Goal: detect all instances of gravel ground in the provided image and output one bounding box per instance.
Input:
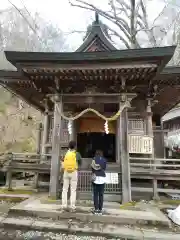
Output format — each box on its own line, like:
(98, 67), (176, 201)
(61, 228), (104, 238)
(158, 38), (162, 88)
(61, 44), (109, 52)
(0, 229), (128, 240)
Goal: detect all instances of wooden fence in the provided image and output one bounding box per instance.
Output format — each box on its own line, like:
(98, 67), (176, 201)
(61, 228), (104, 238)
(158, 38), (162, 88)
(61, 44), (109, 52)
(1, 152), (180, 200)
(130, 157), (180, 200)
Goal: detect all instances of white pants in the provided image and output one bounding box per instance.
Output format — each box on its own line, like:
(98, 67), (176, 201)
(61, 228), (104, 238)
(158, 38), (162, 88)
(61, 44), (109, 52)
(62, 170), (78, 208)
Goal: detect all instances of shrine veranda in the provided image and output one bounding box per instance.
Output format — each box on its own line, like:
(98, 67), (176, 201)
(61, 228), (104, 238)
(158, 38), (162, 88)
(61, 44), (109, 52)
(1, 14), (180, 202)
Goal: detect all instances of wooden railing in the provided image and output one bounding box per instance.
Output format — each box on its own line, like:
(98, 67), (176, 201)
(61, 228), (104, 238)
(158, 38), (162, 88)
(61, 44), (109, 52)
(0, 152), (51, 190)
(130, 157), (180, 170)
(1, 152), (180, 200)
(130, 157), (180, 199)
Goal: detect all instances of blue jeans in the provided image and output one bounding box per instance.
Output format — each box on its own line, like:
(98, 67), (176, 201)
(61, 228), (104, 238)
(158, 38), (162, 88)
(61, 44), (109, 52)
(92, 183), (105, 211)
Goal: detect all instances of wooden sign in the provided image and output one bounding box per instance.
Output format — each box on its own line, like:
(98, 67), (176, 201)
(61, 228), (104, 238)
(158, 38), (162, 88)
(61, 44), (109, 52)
(48, 119), (69, 145)
(129, 135), (153, 154)
(105, 173), (119, 184)
(60, 129), (69, 144)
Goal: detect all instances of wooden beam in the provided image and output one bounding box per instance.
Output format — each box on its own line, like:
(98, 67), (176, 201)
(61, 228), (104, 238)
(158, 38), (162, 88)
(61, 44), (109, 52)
(23, 63), (157, 71)
(63, 96), (119, 104)
(48, 93), (137, 104)
(58, 93), (135, 97)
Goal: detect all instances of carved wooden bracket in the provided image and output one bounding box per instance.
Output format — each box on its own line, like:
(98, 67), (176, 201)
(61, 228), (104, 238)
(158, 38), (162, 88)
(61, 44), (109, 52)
(54, 76), (60, 91)
(120, 93), (136, 104)
(48, 94), (62, 103)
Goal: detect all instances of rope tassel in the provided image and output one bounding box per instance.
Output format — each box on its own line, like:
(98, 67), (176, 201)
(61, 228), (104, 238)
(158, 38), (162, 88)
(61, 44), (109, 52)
(104, 121), (109, 134)
(68, 120), (72, 135)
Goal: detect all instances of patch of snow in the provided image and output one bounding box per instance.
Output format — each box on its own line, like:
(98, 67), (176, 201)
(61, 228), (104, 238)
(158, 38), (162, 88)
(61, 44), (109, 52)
(168, 205), (180, 225)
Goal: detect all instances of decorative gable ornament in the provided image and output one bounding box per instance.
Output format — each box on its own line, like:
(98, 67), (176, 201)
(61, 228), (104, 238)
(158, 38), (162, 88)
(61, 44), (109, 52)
(76, 12), (116, 52)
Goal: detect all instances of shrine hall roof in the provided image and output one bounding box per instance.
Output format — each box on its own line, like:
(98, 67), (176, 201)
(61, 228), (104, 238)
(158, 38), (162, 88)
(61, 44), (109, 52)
(4, 46), (175, 66)
(0, 45), (178, 116)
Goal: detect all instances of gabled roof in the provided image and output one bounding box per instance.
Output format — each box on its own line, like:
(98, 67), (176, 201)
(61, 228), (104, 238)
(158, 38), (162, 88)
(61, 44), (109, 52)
(76, 12), (116, 52)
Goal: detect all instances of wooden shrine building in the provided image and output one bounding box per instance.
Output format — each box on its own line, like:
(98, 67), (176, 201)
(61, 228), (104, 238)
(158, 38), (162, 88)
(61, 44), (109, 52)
(1, 13), (180, 202)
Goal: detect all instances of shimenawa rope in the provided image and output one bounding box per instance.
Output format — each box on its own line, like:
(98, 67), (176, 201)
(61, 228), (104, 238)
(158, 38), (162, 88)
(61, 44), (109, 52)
(56, 101), (130, 121)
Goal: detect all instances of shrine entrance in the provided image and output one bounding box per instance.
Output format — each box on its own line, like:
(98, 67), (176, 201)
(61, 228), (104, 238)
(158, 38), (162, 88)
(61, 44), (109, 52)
(77, 132), (116, 162)
(77, 115), (116, 162)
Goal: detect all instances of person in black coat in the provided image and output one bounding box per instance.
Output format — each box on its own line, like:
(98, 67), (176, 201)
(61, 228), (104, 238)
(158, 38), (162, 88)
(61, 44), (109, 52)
(91, 150), (107, 215)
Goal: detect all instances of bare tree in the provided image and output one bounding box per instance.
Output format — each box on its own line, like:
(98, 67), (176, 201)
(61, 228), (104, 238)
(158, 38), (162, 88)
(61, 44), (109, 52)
(0, 7), (68, 70)
(0, 7), (68, 152)
(69, 0), (180, 48)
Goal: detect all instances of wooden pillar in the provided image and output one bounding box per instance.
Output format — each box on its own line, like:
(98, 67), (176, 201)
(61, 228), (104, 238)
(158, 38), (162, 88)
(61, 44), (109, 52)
(145, 99), (159, 200)
(5, 153), (13, 190)
(116, 121), (120, 164)
(145, 100), (153, 136)
(119, 101), (131, 203)
(6, 170), (12, 190)
(33, 123), (42, 190)
(74, 121), (77, 143)
(36, 123), (42, 154)
(41, 113), (50, 156)
(161, 122), (166, 158)
(49, 97), (62, 199)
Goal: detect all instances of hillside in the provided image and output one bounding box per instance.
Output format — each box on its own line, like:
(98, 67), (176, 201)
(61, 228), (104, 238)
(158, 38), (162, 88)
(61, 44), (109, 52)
(0, 87), (42, 153)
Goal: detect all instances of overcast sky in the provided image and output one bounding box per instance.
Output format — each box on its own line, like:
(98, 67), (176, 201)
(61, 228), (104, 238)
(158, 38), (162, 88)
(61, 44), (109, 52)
(0, 0), (178, 49)
(0, 0), (166, 28)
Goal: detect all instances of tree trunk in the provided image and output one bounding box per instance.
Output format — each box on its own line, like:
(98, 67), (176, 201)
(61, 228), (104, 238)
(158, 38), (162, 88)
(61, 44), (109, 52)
(130, 0), (136, 48)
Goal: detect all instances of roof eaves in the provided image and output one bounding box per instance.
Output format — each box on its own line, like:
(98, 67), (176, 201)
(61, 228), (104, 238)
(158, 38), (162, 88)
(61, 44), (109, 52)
(0, 83), (44, 112)
(162, 107), (180, 122)
(4, 46), (176, 65)
(161, 66), (180, 75)
(0, 70), (21, 78)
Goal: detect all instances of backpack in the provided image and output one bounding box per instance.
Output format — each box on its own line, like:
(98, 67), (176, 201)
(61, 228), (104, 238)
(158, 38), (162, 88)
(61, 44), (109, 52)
(63, 150), (77, 173)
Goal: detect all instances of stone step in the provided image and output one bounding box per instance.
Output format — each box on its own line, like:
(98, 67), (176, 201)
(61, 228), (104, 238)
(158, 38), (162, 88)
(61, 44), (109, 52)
(9, 198), (171, 228)
(1, 216), (180, 240)
(0, 193), (30, 202)
(41, 198), (121, 209)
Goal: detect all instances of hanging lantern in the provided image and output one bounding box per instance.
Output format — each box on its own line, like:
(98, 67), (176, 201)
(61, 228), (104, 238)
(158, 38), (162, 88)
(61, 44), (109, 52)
(104, 121), (109, 134)
(68, 120), (72, 135)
